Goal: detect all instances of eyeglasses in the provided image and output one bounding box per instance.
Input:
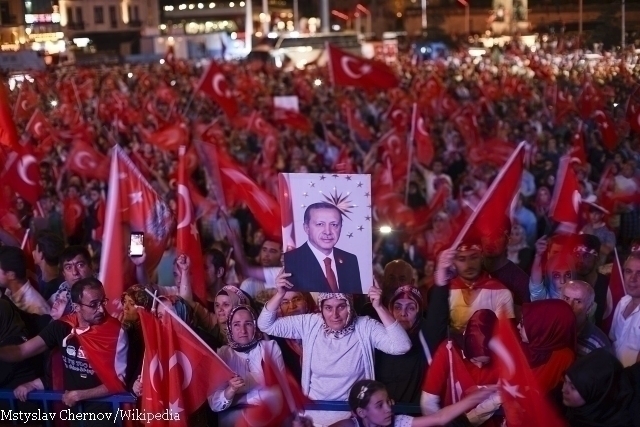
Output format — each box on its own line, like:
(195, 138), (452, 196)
(280, 297), (304, 308)
(78, 298), (109, 310)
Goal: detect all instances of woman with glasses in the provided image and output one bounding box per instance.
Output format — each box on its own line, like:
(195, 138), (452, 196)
(258, 270), (411, 426)
(329, 380), (496, 427)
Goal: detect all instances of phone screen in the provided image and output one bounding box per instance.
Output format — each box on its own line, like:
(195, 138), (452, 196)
(129, 233), (144, 257)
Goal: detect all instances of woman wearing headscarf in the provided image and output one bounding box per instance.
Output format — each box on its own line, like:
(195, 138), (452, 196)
(258, 271), (411, 426)
(562, 349), (640, 427)
(374, 286), (432, 404)
(209, 305), (285, 427)
(273, 290), (316, 384)
(190, 285), (251, 345)
(518, 299), (577, 394)
(120, 285), (154, 389)
(421, 310), (502, 427)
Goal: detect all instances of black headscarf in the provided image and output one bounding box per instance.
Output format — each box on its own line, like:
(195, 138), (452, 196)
(565, 349), (634, 427)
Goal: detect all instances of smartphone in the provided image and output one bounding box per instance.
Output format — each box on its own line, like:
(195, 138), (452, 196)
(129, 232), (145, 257)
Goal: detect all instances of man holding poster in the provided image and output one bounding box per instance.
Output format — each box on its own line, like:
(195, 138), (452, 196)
(284, 202), (363, 293)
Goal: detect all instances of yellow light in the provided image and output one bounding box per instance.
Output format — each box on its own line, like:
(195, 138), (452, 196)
(379, 226), (392, 234)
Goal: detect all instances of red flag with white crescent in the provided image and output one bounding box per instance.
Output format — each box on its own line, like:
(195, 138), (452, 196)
(593, 110), (618, 151)
(1, 144), (43, 206)
(489, 317), (568, 427)
(549, 156), (581, 232)
(197, 61), (239, 118)
(99, 146), (174, 314)
(63, 197), (85, 238)
(139, 308), (233, 426)
(327, 43), (398, 89)
(66, 139), (110, 181)
(176, 145), (206, 304)
(0, 82), (19, 150)
(411, 103), (434, 166)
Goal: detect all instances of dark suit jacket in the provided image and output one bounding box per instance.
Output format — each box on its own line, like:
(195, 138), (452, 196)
(283, 242), (363, 293)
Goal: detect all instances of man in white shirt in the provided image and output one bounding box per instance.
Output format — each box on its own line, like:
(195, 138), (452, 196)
(240, 240), (283, 298)
(609, 252), (640, 367)
(0, 246), (50, 315)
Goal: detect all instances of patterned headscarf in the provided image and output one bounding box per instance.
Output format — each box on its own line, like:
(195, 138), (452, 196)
(121, 285), (154, 311)
(226, 305), (262, 353)
(317, 293), (357, 339)
(215, 285), (249, 307)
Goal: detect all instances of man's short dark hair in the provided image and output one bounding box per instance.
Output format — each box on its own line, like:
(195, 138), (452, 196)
(303, 202), (343, 225)
(0, 246), (27, 282)
(34, 232), (65, 267)
(205, 249), (227, 272)
(262, 239), (283, 250)
(60, 246), (91, 269)
(70, 277), (104, 304)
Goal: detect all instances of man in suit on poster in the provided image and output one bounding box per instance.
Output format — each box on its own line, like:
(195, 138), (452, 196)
(284, 202), (363, 293)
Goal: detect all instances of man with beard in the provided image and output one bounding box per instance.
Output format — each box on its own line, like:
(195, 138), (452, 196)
(571, 234), (610, 327)
(240, 239), (283, 298)
(0, 278), (128, 426)
(480, 215), (531, 311)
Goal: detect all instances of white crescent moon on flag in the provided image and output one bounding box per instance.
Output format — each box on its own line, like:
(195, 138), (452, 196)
(340, 57), (367, 79)
(417, 118), (428, 135)
(212, 73), (228, 98)
(176, 184), (192, 229)
(169, 351), (193, 390)
(488, 338), (516, 378)
(18, 155), (36, 186)
(21, 100), (29, 111)
(149, 354), (163, 393)
(71, 204), (83, 220)
(391, 110), (404, 122)
(34, 122), (43, 136)
(572, 190), (582, 213)
(75, 152), (96, 170)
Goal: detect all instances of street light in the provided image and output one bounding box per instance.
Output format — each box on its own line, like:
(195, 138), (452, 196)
(457, 0), (470, 34)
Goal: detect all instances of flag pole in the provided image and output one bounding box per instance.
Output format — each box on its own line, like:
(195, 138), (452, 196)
(405, 103), (417, 204)
(450, 141), (526, 249)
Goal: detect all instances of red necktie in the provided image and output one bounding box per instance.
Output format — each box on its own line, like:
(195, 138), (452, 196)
(323, 257), (339, 293)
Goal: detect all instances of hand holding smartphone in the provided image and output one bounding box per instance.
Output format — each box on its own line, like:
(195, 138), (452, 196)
(129, 232), (145, 257)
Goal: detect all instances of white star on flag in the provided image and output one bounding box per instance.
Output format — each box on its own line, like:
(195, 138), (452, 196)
(190, 222), (199, 238)
(129, 191), (143, 204)
(169, 399), (184, 414)
(501, 380), (525, 398)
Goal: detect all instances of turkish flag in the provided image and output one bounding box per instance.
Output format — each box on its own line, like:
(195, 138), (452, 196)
(0, 83), (19, 150)
(577, 81), (604, 119)
(14, 87), (38, 121)
(411, 103), (434, 166)
(626, 85), (640, 133)
(177, 145), (206, 304)
(489, 317), (568, 427)
(386, 102), (410, 132)
(143, 123), (189, 152)
(593, 110), (618, 151)
(272, 108), (312, 133)
(66, 139), (110, 181)
(247, 110), (278, 137)
(197, 61), (239, 118)
(26, 109), (53, 141)
(63, 196), (85, 238)
(99, 146), (174, 314)
(203, 143), (281, 240)
(327, 43), (398, 89)
(138, 308), (233, 426)
(61, 313), (127, 393)
(278, 173), (296, 250)
(237, 350), (308, 427)
(2, 144), (43, 205)
(601, 249), (627, 335)
(379, 129), (408, 182)
(343, 104), (373, 141)
(453, 142), (525, 246)
(549, 156), (581, 230)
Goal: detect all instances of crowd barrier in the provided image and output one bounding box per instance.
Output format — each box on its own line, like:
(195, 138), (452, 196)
(0, 391), (423, 426)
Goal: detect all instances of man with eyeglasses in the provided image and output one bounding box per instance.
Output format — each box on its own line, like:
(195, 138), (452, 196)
(47, 246), (95, 315)
(0, 277), (128, 426)
(571, 234), (609, 327)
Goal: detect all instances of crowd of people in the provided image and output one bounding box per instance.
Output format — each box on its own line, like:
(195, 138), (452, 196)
(0, 38), (640, 427)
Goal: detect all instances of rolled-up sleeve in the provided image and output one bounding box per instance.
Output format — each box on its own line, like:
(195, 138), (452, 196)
(529, 279), (549, 301)
(367, 318), (411, 355)
(257, 306), (305, 339)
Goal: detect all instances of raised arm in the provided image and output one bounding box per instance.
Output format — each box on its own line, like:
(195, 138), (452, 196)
(257, 269), (306, 339)
(0, 336), (48, 363)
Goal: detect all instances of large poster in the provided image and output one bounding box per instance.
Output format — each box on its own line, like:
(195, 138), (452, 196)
(279, 173), (373, 294)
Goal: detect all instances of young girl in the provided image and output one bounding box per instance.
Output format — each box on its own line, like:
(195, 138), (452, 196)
(330, 380), (496, 427)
